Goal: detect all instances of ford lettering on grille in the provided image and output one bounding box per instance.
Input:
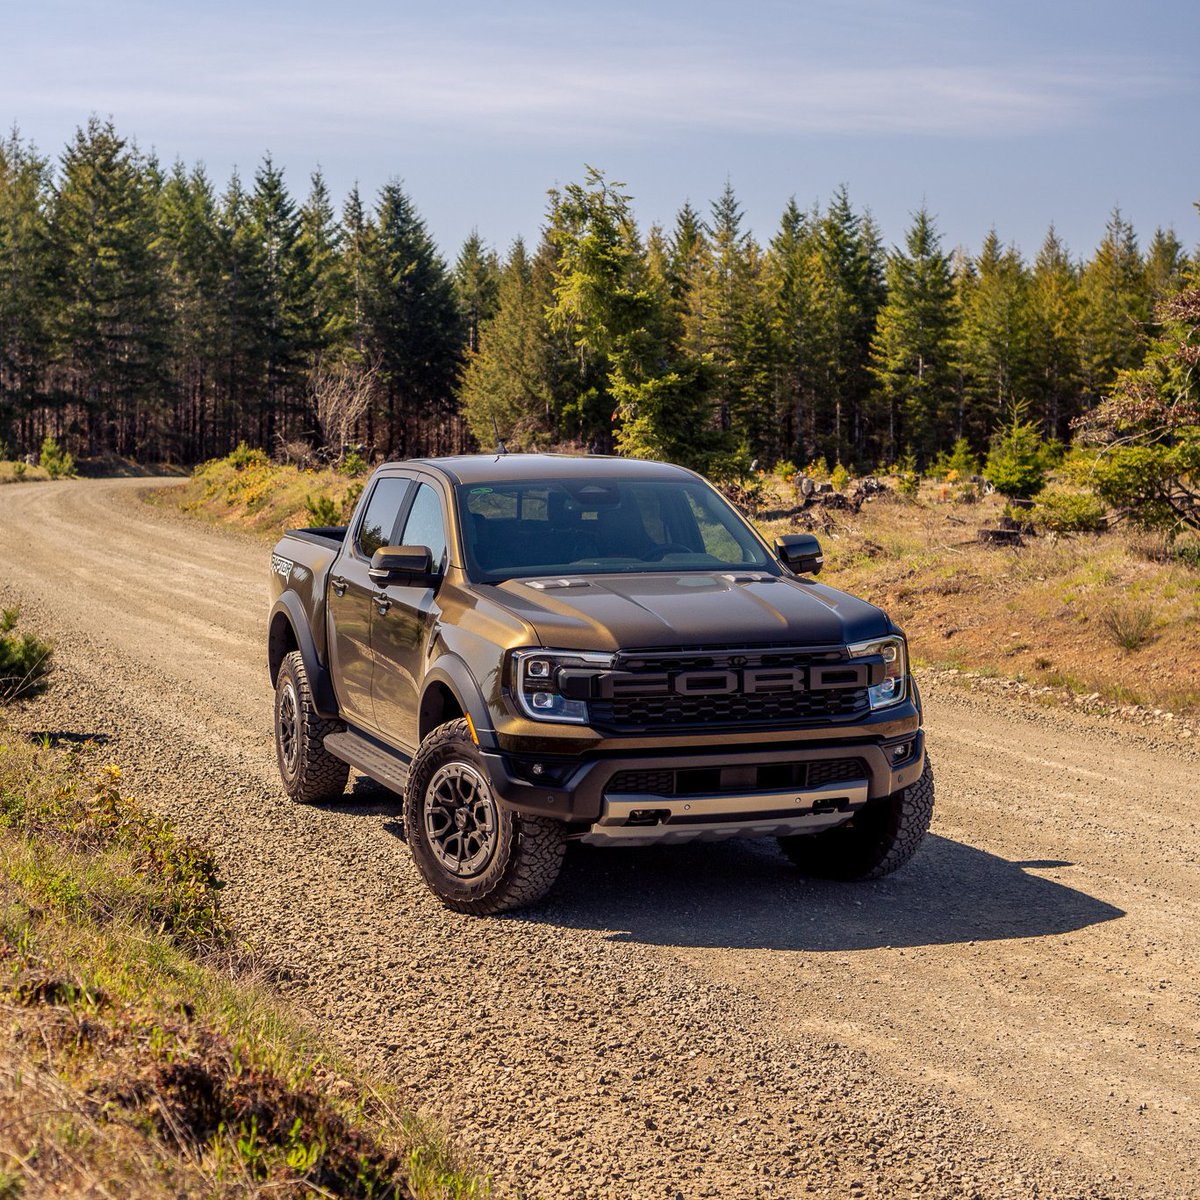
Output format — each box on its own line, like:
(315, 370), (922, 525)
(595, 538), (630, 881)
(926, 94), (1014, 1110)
(593, 663), (869, 698)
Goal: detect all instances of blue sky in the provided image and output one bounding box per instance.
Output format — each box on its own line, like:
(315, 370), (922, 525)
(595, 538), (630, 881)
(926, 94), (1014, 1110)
(5, 0), (1198, 262)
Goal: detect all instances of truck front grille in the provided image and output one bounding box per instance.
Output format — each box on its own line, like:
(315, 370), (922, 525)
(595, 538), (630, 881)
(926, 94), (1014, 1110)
(590, 688), (869, 731)
(588, 645), (872, 732)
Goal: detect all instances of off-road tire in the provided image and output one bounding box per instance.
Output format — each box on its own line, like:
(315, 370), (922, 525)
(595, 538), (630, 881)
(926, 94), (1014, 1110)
(778, 758), (935, 880)
(404, 719), (566, 915)
(274, 651), (349, 804)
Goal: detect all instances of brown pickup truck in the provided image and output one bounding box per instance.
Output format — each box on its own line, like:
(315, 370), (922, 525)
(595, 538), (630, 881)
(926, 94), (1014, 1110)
(267, 453), (933, 914)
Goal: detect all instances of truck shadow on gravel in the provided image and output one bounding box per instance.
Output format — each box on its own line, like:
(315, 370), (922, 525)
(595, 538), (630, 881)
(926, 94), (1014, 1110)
(532, 835), (1124, 951)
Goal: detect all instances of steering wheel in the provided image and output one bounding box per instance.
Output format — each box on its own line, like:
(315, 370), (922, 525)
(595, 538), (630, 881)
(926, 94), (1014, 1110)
(641, 543), (695, 561)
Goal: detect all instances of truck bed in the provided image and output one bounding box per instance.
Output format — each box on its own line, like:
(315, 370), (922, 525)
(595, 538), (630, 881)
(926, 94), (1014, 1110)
(270, 527), (349, 666)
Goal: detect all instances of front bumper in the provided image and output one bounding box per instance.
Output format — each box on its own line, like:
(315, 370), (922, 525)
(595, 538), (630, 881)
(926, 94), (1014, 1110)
(480, 721), (925, 844)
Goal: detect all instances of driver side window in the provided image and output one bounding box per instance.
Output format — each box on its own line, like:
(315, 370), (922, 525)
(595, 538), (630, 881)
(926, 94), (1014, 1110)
(357, 477), (411, 559)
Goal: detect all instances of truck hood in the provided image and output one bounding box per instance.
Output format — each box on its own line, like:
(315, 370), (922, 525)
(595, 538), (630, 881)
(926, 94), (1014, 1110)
(490, 571), (892, 652)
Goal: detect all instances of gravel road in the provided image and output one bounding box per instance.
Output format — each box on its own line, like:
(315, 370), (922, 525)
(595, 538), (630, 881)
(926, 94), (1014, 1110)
(2, 478), (1197, 1199)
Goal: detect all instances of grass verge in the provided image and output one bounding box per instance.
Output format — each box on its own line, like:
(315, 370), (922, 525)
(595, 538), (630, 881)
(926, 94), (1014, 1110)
(0, 462), (50, 484)
(150, 446), (366, 539)
(0, 726), (488, 1199)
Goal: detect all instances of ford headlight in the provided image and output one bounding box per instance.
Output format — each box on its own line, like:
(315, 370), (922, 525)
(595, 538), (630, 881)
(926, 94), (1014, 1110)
(511, 649), (614, 724)
(847, 636), (907, 710)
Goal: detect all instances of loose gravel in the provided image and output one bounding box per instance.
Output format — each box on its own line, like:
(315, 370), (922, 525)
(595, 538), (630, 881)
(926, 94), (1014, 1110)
(1, 478), (1197, 1199)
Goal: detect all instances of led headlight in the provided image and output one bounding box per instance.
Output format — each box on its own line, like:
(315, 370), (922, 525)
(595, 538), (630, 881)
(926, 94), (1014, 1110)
(847, 635), (907, 710)
(511, 649), (614, 724)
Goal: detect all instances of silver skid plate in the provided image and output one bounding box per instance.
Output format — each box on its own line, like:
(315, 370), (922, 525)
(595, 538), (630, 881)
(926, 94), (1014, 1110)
(581, 779), (870, 846)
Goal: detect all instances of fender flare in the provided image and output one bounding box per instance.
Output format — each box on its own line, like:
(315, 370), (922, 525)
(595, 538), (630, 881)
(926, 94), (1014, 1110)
(422, 656), (498, 750)
(268, 594), (340, 719)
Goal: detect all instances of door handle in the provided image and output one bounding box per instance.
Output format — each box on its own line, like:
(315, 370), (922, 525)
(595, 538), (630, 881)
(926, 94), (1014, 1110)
(374, 594), (391, 616)
(331, 576), (347, 597)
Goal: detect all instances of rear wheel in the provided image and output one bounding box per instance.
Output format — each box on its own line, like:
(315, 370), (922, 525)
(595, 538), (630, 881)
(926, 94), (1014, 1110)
(404, 720), (566, 914)
(274, 651), (349, 804)
(778, 759), (934, 880)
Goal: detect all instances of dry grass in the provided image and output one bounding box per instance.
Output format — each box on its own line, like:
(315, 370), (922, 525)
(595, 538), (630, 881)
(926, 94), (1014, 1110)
(0, 461), (49, 484)
(1100, 603), (1156, 652)
(152, 449), (366, 540)
(0, 726), (489, 1199)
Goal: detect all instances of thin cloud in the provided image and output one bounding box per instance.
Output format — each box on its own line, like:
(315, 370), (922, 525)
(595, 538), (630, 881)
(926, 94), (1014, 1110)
(9, 31), (1179, 145)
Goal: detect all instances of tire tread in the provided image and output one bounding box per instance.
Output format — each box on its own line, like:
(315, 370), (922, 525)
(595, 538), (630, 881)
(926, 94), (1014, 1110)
(277, 651), (349, 804)
(779, 759), (934, 881)
(404, 720), (565, 915)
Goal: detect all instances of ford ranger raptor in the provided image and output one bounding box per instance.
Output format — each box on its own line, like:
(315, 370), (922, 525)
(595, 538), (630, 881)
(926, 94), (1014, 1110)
(268, 454), (933, 914)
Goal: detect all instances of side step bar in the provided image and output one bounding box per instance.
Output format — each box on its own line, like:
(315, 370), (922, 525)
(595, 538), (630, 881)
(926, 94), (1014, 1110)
(323, 730), (411, 796)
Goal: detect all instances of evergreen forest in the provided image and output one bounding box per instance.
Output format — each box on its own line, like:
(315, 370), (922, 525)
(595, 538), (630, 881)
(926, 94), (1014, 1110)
(1, 119), (1196, 474)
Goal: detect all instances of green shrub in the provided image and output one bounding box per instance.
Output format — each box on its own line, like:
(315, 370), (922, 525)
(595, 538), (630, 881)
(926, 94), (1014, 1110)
(1030, 487), (1107, 533)
(38, 435), (75, 480)
(1081, 437), (1200, 532)
(305, 493), (340, 526)
(340, 448), (368, 477)
(930, 437), (980, 480)
(1038, 437), (1067, 468)
(894, 452), (920, 498)
(1099, 603), (1155, 652)
(227, 441), (269, 471)
(1173, 540), (1200, 569)
(985, 406), (1046, 499)
(830, 462), (850, 492)
(0, 607), (53, 703)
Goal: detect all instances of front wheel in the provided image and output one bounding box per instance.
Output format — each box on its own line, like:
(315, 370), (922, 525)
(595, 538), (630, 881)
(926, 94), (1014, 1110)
(778, 759), (935, 880)
(403, 720), (566, 915)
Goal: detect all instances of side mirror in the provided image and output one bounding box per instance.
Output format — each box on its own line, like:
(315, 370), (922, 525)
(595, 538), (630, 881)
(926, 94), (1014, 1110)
(775, 533), (823, 576)
(369, 545), (435, 586)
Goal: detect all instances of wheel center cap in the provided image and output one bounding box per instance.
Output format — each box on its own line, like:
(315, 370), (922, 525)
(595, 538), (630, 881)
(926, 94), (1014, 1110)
(455, 808), (469, 830)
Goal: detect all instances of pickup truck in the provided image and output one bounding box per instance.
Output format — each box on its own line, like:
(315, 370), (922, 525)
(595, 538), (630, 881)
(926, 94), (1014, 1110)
(268, 454), (933, 914)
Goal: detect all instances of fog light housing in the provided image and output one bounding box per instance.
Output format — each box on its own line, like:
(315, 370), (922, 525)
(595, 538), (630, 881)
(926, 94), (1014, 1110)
(505, 756), (577, 786)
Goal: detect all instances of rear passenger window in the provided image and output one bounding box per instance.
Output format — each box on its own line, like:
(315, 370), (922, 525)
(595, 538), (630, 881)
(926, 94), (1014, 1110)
(357, 478), (410, 559)
(400, 483), (448, 570)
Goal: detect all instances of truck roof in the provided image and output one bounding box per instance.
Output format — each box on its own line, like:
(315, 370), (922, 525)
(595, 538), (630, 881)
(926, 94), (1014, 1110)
(392, 453), (694, 486)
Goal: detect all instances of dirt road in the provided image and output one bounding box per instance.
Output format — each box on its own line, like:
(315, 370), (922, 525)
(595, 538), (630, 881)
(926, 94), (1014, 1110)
(2, 478), (1197, 1199)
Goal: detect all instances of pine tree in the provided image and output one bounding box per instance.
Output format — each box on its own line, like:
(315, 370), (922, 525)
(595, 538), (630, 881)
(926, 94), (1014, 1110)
(50, 117), (170, 456)
(460, 236), (579, 449)
(300, 169), (349, 357)
(454, 230), (500, 354)
(362, 182), (464, 455)
(547, 168), (721, 469)
(869, 208), (958, 464)
(957, 230), (1032, 445)
(806, 187), (884, 465)
(158, 161), (223, 459)
(244, 157), (318, 449)
(0, 131), (54, 454)
(1145, 227), (1185, 301)
(1079, 207), (1149, 401)
(212, 169), (268, 452)
(764, 198), (814, 462)
(1027, 226), (1082, 440)
(701, 182), (752, 436)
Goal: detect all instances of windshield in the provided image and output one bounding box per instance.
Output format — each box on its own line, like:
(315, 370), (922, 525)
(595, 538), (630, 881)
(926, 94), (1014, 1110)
(456, 476), (778, 581)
